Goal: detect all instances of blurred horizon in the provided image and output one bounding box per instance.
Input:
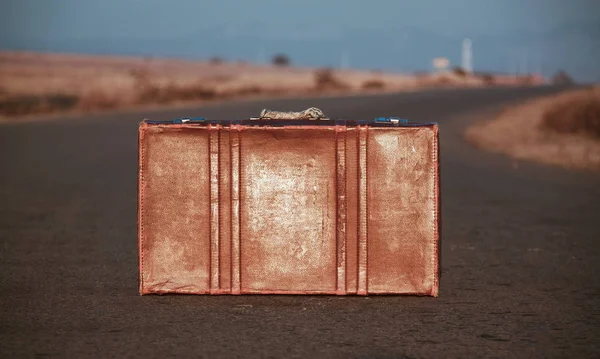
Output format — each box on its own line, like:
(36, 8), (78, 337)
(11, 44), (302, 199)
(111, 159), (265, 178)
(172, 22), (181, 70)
(1, 0), (599, 82)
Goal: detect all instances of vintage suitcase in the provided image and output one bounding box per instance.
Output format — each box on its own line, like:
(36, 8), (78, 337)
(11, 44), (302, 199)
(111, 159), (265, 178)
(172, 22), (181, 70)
(138, 108), (440, 296)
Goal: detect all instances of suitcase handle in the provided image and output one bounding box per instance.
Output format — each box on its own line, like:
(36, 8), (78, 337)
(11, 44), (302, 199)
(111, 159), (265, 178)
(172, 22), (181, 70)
(253, 107), (330, 120)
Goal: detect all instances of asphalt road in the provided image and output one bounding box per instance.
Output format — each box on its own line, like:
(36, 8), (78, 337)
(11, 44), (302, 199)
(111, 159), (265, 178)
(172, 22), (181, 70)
(1, 86), (599, 359)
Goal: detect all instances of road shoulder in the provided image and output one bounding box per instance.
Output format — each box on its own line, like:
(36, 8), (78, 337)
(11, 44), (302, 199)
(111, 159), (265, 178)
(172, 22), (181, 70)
(464, 86), (600, 172)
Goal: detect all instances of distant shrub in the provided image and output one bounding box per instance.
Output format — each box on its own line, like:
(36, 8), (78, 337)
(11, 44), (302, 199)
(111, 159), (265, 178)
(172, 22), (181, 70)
(480, 73), (495, 85)
(0, 94), (79, 116)
(79, 92), (120, 110)
(452, 67), (467, 77)
(551, 70), (575, 86)
(361, 79), (385, 90)
(314, 67), (349, 90)
(314, 67), (334, 87)
(541, 88), (600, 138)
(47, 94), (79, 110)
(518, 75), (535, 85)
(135, 84), (161, 103)
(209, 57), (224, 65)
(0, 95), (42, 116)
(436, 75), (452, 86)
(272, 54), (291, 66)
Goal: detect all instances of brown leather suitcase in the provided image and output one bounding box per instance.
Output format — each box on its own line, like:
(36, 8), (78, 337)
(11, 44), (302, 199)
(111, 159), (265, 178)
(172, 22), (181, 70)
(138, 108), (440, 296)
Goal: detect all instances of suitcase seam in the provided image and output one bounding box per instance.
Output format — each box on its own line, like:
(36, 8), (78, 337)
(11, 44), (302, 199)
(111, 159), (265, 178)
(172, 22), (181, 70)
(354, 127), (361, 294)
(364, 126), (369, 295)
(431, 125), (440, 296)
(138, 125), (146, 294)
(219, 126), (223, 291)
(231, 126), (241, 294)
(335, 126), (347, 294)
(218, 127), (228, 293)
(357, 125), (368, 295)
(230, 126), (235, 293)
(209, 125), (221, 292)
(344, 129), (349, 293)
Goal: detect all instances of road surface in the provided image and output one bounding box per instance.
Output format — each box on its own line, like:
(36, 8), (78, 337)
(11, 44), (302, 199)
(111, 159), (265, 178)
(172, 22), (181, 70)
(1, 86), (599, 358)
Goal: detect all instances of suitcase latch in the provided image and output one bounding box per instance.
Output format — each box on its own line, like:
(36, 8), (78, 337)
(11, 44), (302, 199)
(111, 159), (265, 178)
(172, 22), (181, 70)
(175, 117), (206, 124)
(373, 117), (409, 125)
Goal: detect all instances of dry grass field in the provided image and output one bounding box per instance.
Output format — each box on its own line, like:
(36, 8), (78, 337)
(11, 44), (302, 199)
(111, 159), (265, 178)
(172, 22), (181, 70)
(466, 86), (600, 172)
(541, 86), (600, 138)
(0, 51), (540, 118)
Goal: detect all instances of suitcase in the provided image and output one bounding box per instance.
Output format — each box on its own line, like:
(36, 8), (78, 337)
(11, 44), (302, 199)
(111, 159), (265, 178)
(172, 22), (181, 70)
(138, 108), (440, 296)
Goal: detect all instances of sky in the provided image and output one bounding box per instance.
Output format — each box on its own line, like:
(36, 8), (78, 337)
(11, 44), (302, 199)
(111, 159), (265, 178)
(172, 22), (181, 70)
(1, 0), (599, 81)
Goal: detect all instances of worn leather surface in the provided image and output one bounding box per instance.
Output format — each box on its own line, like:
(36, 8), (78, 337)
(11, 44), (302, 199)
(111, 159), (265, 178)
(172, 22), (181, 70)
(138, 122), (439, 296)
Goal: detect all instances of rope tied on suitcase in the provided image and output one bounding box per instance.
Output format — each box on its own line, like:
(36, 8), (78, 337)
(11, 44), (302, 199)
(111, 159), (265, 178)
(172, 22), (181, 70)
(257, 107), (328, 120)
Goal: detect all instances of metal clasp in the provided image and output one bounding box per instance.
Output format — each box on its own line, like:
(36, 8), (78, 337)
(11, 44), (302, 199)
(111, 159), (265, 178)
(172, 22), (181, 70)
(373, 117), (408, 125)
